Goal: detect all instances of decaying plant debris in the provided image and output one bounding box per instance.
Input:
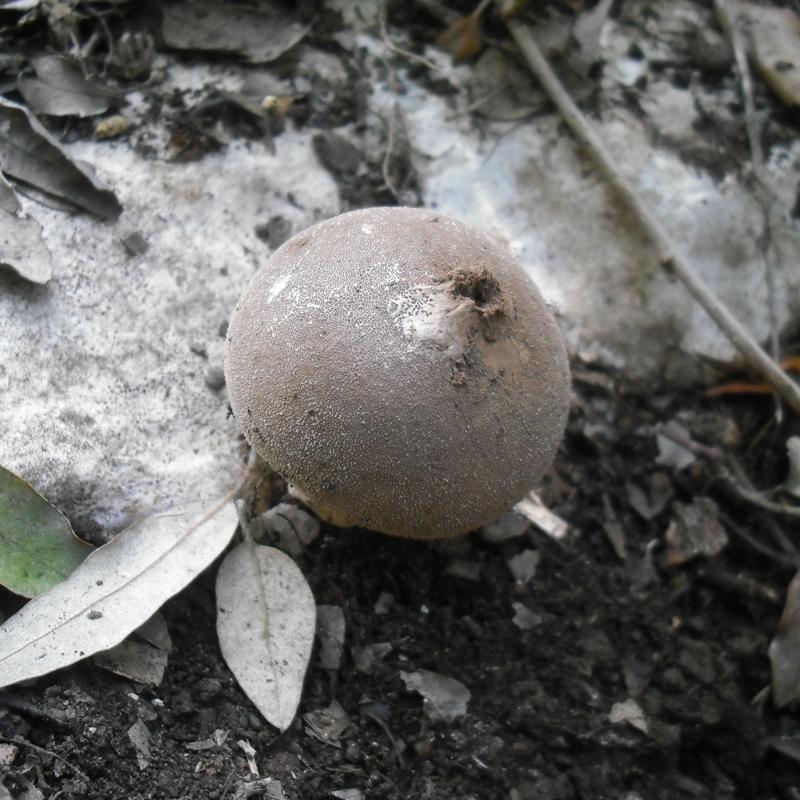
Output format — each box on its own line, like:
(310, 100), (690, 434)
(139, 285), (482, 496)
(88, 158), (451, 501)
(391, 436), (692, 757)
(1, 0), (800, 798)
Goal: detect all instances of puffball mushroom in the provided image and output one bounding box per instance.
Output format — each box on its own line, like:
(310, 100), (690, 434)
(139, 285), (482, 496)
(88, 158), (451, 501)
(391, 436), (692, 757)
(225, 207), (570, 539)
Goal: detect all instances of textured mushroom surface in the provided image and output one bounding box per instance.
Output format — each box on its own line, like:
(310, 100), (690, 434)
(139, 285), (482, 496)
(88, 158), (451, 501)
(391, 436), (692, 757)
(225, 207), (570, 538)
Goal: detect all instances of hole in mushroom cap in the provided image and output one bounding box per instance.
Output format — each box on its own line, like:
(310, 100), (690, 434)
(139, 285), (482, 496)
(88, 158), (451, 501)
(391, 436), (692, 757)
(446, 267), (504, 314)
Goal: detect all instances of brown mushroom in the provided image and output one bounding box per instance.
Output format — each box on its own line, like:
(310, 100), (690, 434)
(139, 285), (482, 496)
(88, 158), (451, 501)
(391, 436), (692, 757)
(225, 207), (570, 538)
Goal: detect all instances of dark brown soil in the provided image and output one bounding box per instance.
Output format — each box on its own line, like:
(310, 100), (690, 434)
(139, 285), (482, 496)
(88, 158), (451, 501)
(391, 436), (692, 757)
(2, 1), (800, 798)
(3, 361), (799, 799)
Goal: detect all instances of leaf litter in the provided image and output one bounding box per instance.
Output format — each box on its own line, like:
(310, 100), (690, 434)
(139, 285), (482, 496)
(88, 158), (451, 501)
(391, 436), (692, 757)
(93, 613), (172, 686)
(17, 55), (118, 118)
(161, 0), (310, 64)
(0, 464), (92, 598)
(769, 570), (800, 707)
(215, 541), (316, 732)
(0, 99), (121, 219)
(0, 499), (237, 688)
(0, 171), (51, 283)
(400, 669), (471, 724)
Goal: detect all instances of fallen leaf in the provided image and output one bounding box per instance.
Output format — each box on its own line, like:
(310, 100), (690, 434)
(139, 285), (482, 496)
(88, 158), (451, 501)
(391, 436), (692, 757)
(18, 56), (118, 118)
(506, 549), (540, 584)
(738, 2), (800, 106)
(128, 718), (152, 771)
(135, 611), (173, 651)
(0, 464), (92, 598)
(0, 171), (51, 283)
(601, 494), (627, 561)
(437, 14), (483, 62)
(400, 669), (471, 723)
(625, 473), (674, 520)
(0, 98), (122, 219)
(304, 700), (350, 747)
(261, 502), (320, 558)
(231, 778), (286, 800)
(161, 0), (310, 64)
(782, 437), (800, 499)
(331, 790), (363, 800)
(769, 571), (800, 706)
(94, 615), (172, 686)
(511, 602), (542, 630)
(706, 357), (800, 397)
(469, 48), (545, 120)
(216, 542), (316, 732)
(445, 559), (482, 581)
(767, 736), (800, 764)
(352, 642), (392, 674)
(0, 500), (237, 688)
(663, 497), (728, 567)
(568, 0), (613, 74)
(480, 510), (528, 543)
(608, 698), (648, 734)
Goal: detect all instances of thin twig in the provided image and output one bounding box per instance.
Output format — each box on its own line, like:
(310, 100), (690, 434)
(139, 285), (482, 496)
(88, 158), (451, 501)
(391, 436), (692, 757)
(504, 17), (800, 416)
(719, 513), (799, 569)
(380, 8), (441, 72)
(219, 766), (237, 800)
(0, 735), (89, 782)
(723, 456), (799, 554)
(714, 0), (781, 367)
(725, 480), (800, 520)
(696, 564), (782, 605)
(365, 710), (405, 767)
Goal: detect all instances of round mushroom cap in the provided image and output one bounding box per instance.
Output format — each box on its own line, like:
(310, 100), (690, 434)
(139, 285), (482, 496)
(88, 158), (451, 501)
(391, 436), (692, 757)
(225, 207), (570, 538)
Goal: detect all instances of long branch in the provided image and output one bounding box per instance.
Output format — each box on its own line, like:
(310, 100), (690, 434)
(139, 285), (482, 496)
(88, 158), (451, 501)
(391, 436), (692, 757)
(505, 18), (800, 415)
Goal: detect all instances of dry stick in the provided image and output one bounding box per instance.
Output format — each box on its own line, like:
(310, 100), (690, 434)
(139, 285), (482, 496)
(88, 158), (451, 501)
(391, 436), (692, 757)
(380, 6), (441, 72)
(714, 0), (781, 366)
(0, 735), (89, 782)
(505, 19), (800, 416)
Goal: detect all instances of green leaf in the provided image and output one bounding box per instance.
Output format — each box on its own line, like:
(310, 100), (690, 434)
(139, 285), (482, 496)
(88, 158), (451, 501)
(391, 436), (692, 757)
(0, 465), (92, 598)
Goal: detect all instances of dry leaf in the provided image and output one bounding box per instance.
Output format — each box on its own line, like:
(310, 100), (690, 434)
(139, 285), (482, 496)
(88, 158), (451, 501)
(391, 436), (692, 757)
(783, 438), (800, 499)
(0, 98), (121, 219)
(0, 172), (51, 283)
(401, 669), (471, 723)
(437, 14), (483, 62)
(161, 0), (310, 64)
(18, 56), (118, 118)
(770, 571), (800, 706)
(737, 2), (800, 106)
(94, 614), (172, 686)
(569, 0), (613, 74)
(663, 497), (728, 567)
(216, 542), (316, 732)
(0, 500), (237, 688)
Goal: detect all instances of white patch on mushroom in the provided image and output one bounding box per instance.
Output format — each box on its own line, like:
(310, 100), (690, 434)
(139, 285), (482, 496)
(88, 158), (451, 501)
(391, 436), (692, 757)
(389, 284), (472, 358)
(361, 223), (375, 234)
(267, 273), (292, 304)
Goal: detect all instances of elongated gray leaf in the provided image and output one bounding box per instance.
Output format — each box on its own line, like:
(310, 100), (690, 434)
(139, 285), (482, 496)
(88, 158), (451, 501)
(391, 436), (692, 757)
(0, 500), (237, 688)
(770, 570), (800, 706)
(18, 56), (118, 118)
(216, 542), (315, 731)
(0, 172), (51, 283)
(162, 0), (310, 64)
(0, 98), (121, 219)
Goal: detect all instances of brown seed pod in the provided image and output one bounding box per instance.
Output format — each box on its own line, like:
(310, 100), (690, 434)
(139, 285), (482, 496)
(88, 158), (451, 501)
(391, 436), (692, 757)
(225, 207), (570, 538)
